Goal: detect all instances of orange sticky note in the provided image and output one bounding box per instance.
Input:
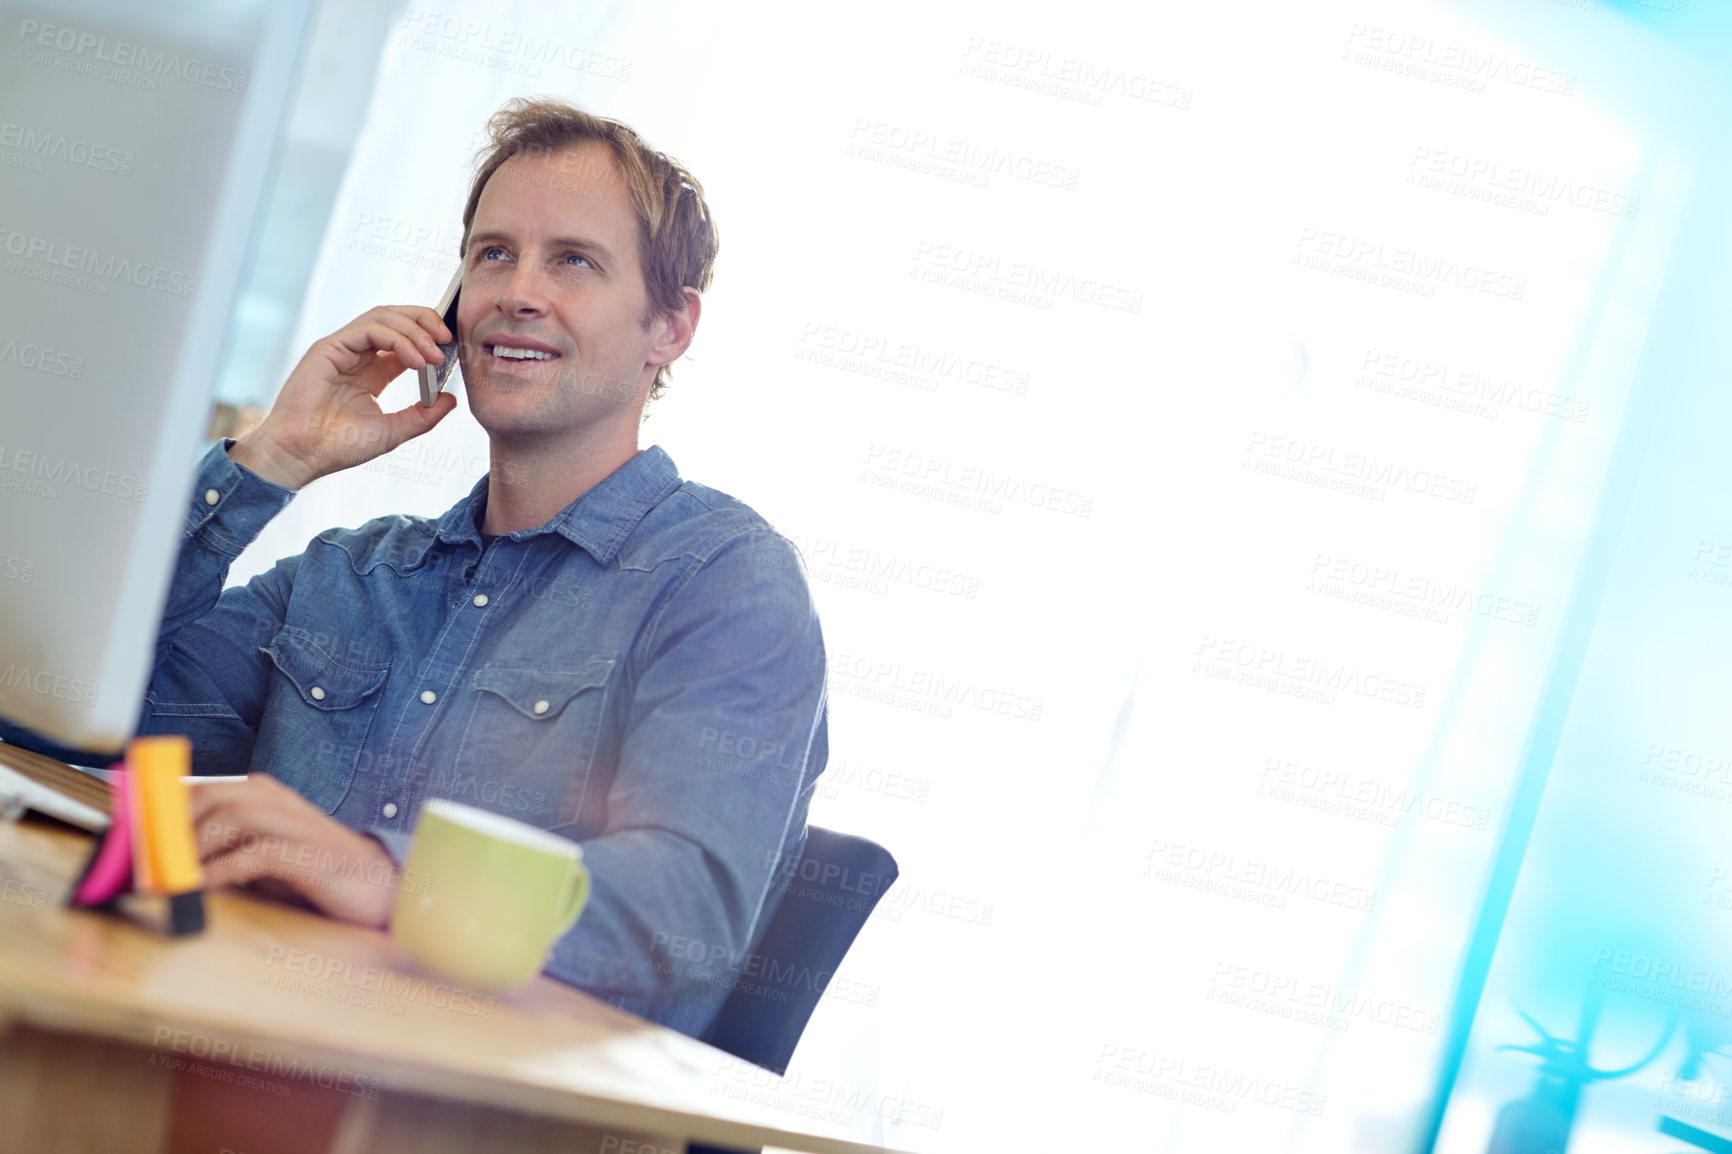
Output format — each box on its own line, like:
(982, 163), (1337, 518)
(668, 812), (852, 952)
(129, 736), (203, 896)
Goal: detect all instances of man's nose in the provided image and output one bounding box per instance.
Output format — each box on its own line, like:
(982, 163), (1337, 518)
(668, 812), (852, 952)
(497, 263), (549, 315)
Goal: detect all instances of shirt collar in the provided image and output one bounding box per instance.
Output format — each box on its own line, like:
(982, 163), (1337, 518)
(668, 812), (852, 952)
(431, 445), (683, 565)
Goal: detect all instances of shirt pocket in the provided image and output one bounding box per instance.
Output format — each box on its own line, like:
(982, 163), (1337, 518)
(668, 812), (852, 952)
(451, 657), (616, 827)
(255, 625), (392, 813)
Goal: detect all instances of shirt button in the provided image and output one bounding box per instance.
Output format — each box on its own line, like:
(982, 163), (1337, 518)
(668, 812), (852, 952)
(204, 489), (221, 506)
(382, 802), (398, 819)
(472, 594), (489, 607)
(309, 686), (326, 701)
(533, 699), (551, 715)
(420, 690), (437, 705)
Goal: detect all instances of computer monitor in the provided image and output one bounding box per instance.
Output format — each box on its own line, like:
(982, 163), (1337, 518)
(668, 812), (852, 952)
(0, 0), (311, 752)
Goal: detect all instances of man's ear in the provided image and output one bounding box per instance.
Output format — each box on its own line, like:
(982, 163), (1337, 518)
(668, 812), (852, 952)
(646, 287), (701, 371)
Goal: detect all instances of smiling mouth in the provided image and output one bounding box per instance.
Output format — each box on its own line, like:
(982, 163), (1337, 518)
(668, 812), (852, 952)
(486, 344), (559, 361)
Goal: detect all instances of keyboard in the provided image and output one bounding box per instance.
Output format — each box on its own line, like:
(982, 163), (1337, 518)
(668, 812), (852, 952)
(0, 743), (110, 832)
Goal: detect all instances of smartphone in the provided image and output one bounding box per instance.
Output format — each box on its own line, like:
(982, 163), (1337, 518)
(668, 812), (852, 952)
(419, 268), (463, 407)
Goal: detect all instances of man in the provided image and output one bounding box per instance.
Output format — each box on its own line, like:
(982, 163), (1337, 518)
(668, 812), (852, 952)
(29, 99), (828, 1039)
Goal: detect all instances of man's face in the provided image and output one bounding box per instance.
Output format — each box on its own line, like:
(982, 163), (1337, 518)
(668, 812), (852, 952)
(456, 141), (663, 443)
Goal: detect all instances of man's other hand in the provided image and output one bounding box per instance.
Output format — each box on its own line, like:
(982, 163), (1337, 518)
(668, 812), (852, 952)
(191, 774), (397, 928)
(227, 306), (460, 490)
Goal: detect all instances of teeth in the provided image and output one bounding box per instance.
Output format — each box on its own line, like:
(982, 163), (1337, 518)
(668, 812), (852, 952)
(491, 345), (555, 360)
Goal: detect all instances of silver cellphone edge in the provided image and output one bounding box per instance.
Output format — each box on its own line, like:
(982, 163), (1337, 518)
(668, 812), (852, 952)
(418, 268), (463, 407)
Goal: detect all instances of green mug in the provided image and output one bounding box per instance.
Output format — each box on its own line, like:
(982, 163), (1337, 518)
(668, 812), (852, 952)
(391, 799), (590, 990)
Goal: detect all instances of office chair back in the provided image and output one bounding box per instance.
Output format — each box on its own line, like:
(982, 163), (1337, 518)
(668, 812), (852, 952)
(700, 826), (898, 1076)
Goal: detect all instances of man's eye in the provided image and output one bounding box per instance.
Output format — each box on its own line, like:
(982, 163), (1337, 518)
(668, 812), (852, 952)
(481, 246), (508, 261)
(564, 253), (592, 267)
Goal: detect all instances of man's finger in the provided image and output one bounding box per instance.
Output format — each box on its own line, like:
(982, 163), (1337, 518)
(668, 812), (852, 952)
(201, 846), (280, 891)
(370, 304), (452, 346)
(193, 805), (266, 860)
(397, 303), (454, 345)
(188, 775), (295, 824)
(193, 805), (298, 861)
(327, 320), (433, 376)
(204, 835), (392, 926)
(371, 324), (431, 373)
(375, 391), (458, 451)
(202, 848), (321, 900)
(368, 309), (448, 365)
(192, 796), (322, 862)
(188, 780), (266, 830)
(356, 348), (412, 394)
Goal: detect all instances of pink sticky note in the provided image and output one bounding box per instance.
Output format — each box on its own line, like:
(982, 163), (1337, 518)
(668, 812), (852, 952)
(73, 770), (135, 907)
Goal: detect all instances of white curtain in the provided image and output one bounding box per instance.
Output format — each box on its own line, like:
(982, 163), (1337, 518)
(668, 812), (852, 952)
(231, 1), (1696, 1149)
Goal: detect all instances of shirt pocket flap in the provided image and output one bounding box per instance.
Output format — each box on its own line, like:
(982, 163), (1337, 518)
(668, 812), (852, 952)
(473, 659), (614, 721)
(262, 626), (390, 711)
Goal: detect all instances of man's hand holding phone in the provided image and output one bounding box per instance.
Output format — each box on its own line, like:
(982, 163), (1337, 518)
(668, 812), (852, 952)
(228, 305), (459, 491)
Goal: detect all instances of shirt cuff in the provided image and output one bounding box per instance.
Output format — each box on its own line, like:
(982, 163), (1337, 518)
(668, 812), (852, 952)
(365, 827), (415, 866)
(184, 439), (296, 558)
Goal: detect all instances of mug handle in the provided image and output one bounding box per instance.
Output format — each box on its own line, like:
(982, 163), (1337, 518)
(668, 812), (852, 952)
(553, 859), (591, 938)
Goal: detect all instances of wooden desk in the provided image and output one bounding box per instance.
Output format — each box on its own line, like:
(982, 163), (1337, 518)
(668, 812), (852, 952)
(0, 815), (903, 1154)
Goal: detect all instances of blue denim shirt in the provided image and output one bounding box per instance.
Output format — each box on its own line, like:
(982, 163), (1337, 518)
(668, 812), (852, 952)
(49, 441), (827, 1038)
